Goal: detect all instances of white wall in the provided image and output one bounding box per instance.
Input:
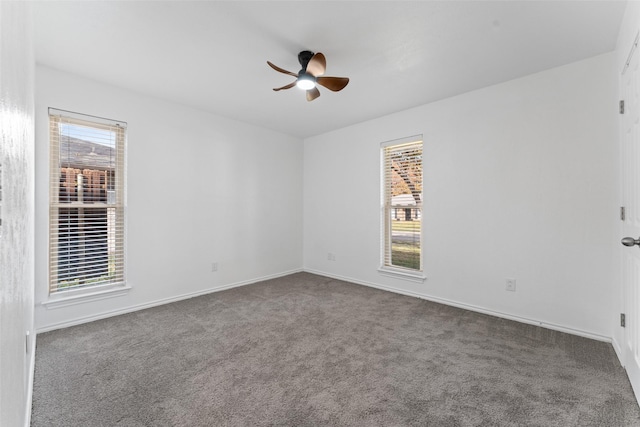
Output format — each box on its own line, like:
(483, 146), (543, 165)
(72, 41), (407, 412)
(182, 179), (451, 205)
(0, 2), (36, 426)
(35, 66), (303, 331)
(304, 53), (618, 340)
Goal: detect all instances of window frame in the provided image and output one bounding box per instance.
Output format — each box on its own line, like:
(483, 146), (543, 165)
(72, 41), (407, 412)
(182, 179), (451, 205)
(379, 135), (426, 283)
(46, 108), (129, 305)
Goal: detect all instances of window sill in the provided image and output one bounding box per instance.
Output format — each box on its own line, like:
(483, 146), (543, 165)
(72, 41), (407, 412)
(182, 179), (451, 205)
(42, 285), (132, 310)
(378, 267), (426, 283)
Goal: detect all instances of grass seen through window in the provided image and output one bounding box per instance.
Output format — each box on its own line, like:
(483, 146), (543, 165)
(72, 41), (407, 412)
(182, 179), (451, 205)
(391, 218), (420, 270)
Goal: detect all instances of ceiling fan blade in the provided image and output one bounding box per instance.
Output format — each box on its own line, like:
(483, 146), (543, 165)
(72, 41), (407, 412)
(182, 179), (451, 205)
(306, 87), (321, 102)
(306, 52), (326, 77)
(267, 61), (298, 77)
(316, 76), (349, 92)
(273, 81), (297, 91)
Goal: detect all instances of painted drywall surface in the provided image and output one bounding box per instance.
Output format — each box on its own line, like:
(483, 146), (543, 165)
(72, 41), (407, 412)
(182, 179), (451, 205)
(34, 66), (303, 330)
(304, 53), (617, 339)
(0, 2), (36, 426)
(612, 1), (640, 363)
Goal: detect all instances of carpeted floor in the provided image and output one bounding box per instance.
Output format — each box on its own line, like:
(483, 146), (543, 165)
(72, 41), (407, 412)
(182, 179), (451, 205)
(31, 272), (640, 426)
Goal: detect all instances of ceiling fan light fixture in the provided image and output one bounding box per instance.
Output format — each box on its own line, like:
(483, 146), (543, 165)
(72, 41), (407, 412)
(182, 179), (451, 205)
(267, 51), (349, 101)
(296, 74), (316, 90)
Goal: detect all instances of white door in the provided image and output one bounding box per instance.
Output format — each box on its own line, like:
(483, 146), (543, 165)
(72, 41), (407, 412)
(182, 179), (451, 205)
(621, 33), (640, 400)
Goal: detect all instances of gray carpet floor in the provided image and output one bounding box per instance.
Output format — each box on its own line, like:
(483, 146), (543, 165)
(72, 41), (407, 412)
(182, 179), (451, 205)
(32, 272), (640, 426)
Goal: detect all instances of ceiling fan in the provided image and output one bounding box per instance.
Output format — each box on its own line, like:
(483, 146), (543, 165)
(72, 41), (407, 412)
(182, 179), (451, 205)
(267, 51), (349, 102)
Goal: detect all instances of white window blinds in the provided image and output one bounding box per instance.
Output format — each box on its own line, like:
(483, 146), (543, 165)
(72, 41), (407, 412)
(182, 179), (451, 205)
(382, 137), (423, 272)
(49, 109), (126, 294)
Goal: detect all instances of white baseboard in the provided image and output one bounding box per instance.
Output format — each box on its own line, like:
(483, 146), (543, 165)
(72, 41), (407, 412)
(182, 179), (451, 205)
(36, 268), (303, 333)
(612, 336), (625, 366)
(24, 333), (36, 427)
(304, 268), (612, 344)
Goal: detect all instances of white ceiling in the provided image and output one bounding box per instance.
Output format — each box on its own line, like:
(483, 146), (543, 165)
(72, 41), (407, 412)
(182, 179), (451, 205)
(33, 1), (627, 139)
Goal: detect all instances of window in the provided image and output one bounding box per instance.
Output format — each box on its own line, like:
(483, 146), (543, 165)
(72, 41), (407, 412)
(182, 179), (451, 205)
(381, 136), (423, 277)
(49, 109), (126, 295)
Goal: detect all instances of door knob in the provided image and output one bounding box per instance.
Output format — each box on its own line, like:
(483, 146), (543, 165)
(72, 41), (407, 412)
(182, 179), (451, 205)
(622, 237), (640, 247)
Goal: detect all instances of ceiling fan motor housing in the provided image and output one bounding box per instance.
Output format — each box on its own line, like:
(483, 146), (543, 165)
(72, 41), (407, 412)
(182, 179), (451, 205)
(298, 50), (315, 71)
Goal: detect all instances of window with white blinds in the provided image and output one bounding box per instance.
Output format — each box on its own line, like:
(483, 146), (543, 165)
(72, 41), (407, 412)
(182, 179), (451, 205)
(49, 109), (126, 295)
(381, 136), (423, 273)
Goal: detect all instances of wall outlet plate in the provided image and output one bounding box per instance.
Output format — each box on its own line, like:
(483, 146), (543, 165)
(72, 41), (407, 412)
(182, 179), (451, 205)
(506, 278), (516, 292)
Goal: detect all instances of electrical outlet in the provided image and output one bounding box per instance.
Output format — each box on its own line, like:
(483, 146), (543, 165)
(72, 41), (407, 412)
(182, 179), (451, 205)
(328, 253), (336, 261)
(211, 262), (218, 272)
(505, 278), (516, 292)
